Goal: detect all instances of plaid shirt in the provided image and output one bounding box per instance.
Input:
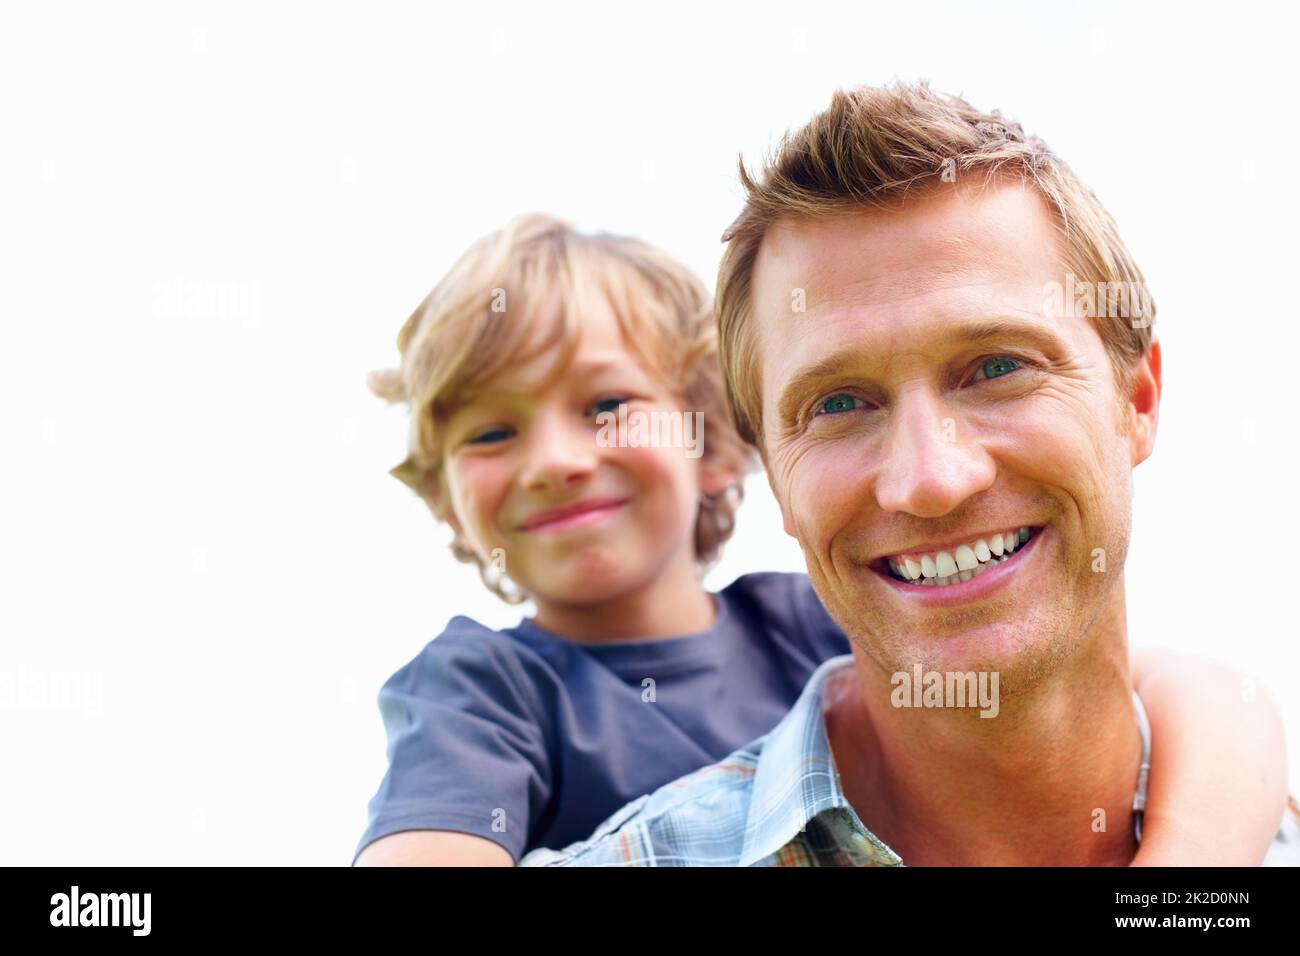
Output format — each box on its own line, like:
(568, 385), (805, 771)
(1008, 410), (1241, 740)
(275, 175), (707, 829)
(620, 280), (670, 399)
(521, 654), (1300, 866)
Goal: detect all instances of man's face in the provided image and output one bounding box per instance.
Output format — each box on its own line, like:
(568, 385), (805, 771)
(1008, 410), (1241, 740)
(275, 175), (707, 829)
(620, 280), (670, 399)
(752, 179), (1160, 695)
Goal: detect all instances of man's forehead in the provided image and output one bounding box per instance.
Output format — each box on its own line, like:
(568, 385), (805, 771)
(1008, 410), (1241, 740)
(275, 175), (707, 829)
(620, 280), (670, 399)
(753, 181), (1061, 302)
(753, 184), (1067, 358)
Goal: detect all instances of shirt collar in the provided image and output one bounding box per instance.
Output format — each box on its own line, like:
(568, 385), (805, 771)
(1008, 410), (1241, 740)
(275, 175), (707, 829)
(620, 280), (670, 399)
(738, 654), (1153, 866)
(738, 655), (896, 865)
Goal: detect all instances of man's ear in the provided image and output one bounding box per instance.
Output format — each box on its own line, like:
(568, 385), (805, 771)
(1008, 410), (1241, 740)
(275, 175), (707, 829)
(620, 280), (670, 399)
(1127, 337), (1162, 467)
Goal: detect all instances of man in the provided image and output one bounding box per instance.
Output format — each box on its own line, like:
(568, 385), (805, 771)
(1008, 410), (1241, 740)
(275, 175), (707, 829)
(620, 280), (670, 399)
(520, 81), (1300, 866)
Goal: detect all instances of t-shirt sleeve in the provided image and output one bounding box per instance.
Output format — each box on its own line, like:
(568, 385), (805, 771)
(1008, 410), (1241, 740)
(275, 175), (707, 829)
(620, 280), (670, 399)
(353, 627), (553, 865)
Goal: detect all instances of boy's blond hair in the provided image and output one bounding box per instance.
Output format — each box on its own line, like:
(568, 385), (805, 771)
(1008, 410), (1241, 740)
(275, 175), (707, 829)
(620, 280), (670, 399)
(368, 213), (756, 603)
(716, 80), (1157, 450)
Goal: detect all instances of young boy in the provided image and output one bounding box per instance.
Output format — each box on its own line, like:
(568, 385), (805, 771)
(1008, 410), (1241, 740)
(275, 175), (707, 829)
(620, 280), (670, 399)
(355, 213), (1288, 866)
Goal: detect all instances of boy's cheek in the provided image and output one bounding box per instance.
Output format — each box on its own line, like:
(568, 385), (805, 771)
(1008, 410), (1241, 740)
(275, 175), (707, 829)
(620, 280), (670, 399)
(630, 442), (703, 487)
(447, 464), (508, 541)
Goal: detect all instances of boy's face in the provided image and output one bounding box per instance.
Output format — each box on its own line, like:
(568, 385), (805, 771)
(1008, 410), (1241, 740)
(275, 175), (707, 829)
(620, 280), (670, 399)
(438, 293), (727, 613)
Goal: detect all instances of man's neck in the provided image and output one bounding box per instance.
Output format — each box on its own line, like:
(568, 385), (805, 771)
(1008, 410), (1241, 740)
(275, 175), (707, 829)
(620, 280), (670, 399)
(826, 592), (1142, 866)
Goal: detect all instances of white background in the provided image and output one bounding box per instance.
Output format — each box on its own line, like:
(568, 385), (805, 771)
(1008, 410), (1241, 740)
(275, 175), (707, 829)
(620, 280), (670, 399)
(1, 0), (1296, 864)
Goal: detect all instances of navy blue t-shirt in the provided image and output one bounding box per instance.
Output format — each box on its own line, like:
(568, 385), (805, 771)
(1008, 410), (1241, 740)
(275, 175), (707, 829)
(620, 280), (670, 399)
(353, 571), (851, 863)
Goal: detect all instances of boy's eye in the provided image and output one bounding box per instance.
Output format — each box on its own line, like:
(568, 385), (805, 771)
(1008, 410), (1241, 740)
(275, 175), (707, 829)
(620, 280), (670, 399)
(971, 356), (1022, 383)
(466, 426), (514, 445)
(587, 396), (631, 417)
(816, 393), (865, 416)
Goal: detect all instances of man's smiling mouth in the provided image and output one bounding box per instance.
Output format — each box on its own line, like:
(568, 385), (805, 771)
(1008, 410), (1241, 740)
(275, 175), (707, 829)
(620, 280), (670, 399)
(869, 526), (1043, 588)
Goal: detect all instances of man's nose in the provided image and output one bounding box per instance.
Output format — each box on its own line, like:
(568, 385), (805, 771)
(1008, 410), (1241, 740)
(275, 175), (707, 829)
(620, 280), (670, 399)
(518, 410), (598, 492)
(873, 388), (996, 518)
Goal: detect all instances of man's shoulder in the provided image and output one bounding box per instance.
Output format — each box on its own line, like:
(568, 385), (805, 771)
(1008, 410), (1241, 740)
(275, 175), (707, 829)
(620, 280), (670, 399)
(1262, 795), (1300, 866)
(519, 737), (768, 866)
(518, 650), (854, 867)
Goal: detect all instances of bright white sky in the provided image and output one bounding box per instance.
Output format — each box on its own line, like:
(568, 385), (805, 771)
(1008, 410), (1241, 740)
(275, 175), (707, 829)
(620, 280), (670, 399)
(2, 0), (1297, 864)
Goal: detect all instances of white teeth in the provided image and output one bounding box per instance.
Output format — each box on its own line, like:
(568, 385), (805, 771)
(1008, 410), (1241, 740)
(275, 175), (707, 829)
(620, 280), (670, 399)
(886, 526), (1039, 585)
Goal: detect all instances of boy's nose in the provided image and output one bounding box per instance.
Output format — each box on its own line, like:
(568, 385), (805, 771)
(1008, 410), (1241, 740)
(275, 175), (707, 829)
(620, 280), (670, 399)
(518, 415), (599, 492)
(873, 389), (996, 518)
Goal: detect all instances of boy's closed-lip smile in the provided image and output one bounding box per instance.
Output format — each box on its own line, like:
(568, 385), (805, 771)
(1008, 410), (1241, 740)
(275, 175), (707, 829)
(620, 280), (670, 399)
(517, 496), (630, 533)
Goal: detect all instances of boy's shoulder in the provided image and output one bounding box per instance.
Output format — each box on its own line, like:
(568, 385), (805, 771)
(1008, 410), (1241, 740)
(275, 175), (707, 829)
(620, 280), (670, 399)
(718, 570), (845, 642)
(716, 569), (817, 613)
(381, 614), (554, 697)
(400, 613), (533, 657)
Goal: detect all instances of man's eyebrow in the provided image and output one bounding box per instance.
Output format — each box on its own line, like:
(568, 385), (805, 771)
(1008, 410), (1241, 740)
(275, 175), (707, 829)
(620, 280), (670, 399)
(774, 317), (1067, 426)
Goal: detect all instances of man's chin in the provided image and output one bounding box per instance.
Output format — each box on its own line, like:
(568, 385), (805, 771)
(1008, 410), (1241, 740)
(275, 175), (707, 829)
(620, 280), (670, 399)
(839, 604), (1066, 705)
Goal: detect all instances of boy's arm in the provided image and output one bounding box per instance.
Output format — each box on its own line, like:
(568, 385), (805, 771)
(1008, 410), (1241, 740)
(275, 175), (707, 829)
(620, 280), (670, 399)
(1129, 647), (1288, 866)
(354, 831), (514, 867)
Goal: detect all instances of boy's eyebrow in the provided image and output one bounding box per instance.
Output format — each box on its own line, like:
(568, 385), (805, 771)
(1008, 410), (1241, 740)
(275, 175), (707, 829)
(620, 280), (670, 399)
(774, 316), (1067, 427)
(567, 356), (635, 375)
(451, 356), (654, 411)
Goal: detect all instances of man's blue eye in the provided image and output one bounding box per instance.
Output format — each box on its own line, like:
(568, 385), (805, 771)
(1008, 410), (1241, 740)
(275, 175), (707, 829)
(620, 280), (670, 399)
(975, 356), (1020, 381)
(818, 394), (863, 416)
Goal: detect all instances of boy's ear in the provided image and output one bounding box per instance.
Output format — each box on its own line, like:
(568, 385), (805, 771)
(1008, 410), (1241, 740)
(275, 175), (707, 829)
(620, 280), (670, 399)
(435, 502), (465, 538)
(422, 475), (471, 547)
(700, 463), (737, 497)
(433, 503), (477, 559)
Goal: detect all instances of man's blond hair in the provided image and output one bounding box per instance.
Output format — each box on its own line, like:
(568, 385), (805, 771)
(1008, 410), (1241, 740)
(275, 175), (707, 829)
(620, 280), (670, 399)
(368, 213), (756, 603)
(716, 80), (1156, 449)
